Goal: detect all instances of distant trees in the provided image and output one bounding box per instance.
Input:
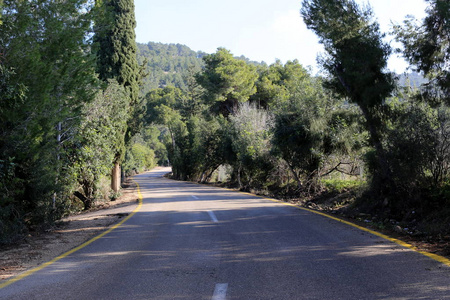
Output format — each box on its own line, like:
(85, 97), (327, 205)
(145, 48), (363, 196)
(137, 42), (206, 95)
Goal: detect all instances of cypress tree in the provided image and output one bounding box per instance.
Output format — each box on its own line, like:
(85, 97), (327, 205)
(93, 0), (141, 191)
(95, 0), (140, 106)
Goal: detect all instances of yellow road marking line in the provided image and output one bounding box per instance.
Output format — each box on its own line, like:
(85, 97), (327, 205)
(225, 187), (450, 267)
(150, 179), (450, 267)
(0, 181), (144, 290)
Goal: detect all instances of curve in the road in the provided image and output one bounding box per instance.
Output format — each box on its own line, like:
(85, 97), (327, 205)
(238, 189), (450, 267)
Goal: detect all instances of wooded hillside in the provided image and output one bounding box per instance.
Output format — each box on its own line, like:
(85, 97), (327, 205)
(137, 42), (206, 95)
(136, 42), (266, 95)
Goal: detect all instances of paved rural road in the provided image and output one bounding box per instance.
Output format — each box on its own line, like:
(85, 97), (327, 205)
(1, 167), (450, 299)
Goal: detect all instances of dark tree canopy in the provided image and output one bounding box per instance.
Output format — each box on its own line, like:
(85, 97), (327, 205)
(301, 0), (394, 110)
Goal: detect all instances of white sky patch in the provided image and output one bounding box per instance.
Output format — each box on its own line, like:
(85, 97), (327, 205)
(270, 10), (324, 68)
(233, 9), (323, 69)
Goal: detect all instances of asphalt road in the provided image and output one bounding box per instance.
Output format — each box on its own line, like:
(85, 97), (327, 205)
(1, 167), (450, 299)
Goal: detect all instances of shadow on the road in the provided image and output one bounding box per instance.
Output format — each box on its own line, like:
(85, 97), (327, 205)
(78, 171), (450, 299)
(78, 203), (450, 299)
(4, 169), (448, 300)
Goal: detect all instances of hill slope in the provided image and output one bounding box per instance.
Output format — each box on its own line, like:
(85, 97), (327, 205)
(137, 42), (206, 95)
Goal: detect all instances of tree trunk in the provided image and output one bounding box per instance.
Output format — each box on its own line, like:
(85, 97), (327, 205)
(205, 165), (220, 183)
(286, 160), (302, 189)
(53, 121), (62, 210)
(359, 105), (391, 193)
(237, 164), (243, 189)
(199, 170), (207, 183)
(74, 191), (93, 210)
(111, 162), (121, 192)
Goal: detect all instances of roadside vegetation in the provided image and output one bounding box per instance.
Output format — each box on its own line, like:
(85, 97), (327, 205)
(1, 0), (450, 249)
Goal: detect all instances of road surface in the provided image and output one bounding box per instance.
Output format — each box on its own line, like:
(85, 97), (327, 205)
(1, 167), (449, 299)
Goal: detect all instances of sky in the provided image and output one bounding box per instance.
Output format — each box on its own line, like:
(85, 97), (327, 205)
(134, 0), (428, 73)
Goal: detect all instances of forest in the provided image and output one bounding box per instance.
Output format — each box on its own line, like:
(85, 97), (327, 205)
(1, 0), (449, 245)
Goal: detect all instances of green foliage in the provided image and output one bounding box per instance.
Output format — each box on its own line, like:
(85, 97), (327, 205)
(196, 48), (258, 116)
(301, 0), (395, 197)
(137, 42), (206, 95)
(0, 0), (98, 227)
(0, 65), (26, 122)
(250, 60), (308, 108)
(229, 103), (275, 189)
(123, 143), (155, 176)
(382, 101), (437, 206)
(67, 81), (128, 210)
(144, 86), (188, 122)
(394, 0), (450, 105)
(322, 178), (363, 193)
(271, 64), (333, 189)
(94, 0), (140, 104)
(301, 0), (394, 108)
(430, 106), (450, 185)
(141, 126), (168, 165)
(324, 107), (367, 156)
(94, 0), (143, 149)
(195, 117), (234, 182)
(0, 158), (25, 243)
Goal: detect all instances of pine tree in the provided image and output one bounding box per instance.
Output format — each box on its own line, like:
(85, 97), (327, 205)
(195, 48), (258, 117)
(301, 0), (395, 195)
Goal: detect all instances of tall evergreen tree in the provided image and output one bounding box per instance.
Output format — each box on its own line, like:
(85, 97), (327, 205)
(301, 0), (395, 195)
(93, 0), (141, 191)
(95, 0), (140, 105)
